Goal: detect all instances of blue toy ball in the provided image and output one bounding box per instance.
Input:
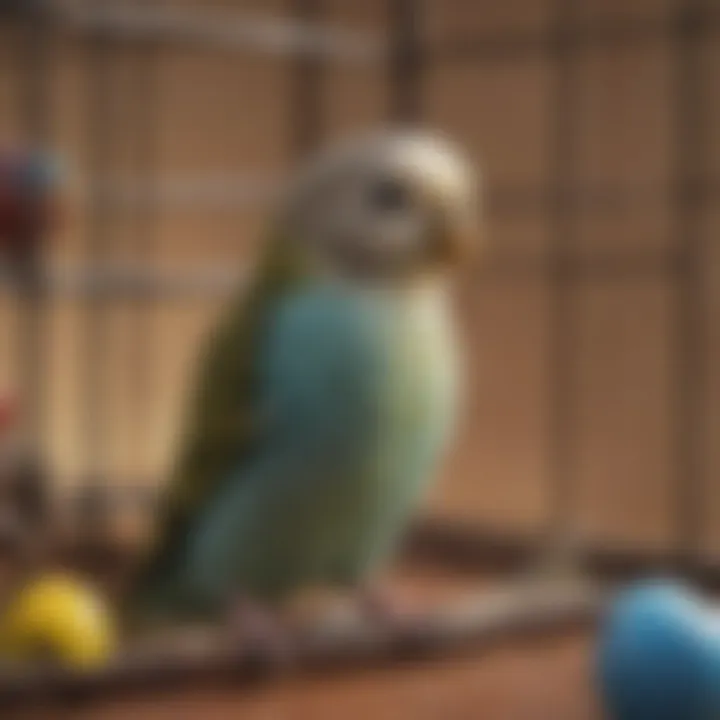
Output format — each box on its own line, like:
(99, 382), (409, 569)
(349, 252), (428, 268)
(598, 579), (720, 720)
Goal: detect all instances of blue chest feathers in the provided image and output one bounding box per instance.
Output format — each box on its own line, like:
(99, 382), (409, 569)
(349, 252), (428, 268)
(261, 281), (459, 477)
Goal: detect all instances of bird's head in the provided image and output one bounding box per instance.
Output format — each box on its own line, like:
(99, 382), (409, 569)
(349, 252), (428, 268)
(277, 129), (480, 285)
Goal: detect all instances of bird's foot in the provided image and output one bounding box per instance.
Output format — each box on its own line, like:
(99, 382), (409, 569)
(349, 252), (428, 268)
(358, 585), (413, 629)
(225, 597), (292, 665)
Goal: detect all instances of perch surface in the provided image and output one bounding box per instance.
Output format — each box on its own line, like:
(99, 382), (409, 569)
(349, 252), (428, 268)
(0, 560), (603, 715)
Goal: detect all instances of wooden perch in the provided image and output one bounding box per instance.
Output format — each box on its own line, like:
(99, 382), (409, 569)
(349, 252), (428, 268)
(409, 520), (720, 591)
(0, 581), (605, 711)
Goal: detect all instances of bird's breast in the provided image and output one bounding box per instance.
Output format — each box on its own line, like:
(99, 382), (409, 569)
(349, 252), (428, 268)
(263, 282), (459, 468)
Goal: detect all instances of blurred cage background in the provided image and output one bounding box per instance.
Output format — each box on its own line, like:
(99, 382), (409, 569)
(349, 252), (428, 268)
(0, 0), (718, 565)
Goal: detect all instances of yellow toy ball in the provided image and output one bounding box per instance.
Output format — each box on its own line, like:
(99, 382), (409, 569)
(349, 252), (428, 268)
(0, 572), (116, 669)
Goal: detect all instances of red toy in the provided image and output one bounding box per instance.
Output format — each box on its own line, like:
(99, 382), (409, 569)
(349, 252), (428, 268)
(0, 149), (61, 261)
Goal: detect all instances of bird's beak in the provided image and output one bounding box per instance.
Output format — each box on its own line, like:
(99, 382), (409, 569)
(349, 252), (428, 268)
(426, 191), (479, 270)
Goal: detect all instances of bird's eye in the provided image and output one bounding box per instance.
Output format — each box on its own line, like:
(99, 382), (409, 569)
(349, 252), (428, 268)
(367, 177), (409, 212)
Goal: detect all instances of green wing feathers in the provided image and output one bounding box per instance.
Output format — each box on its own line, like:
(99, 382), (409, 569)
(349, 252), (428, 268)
(130, 235), (306, 597)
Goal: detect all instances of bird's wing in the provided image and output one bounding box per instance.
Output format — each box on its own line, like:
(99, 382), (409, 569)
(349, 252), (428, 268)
(135, 234), (307, 584)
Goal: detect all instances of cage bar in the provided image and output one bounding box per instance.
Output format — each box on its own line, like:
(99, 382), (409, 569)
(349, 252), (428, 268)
(672, 0), (709, 565)
(126, 41), (161, 494)
(431, 8), (720, 63)
(12, 2), (52, 454)
(289, 0), (324, 158)
(543, 0), (580, 563)
(76, 25), (118, 531)
(388, 0), (423, 122)
(44, 0), (382, 63)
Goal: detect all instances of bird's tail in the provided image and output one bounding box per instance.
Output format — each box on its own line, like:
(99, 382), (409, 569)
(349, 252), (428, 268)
(122, 535), (190, 629)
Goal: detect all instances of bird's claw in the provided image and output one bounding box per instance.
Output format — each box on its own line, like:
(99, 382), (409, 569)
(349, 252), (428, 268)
(225, 598), (293, 667)
(359, 586), (413, 629)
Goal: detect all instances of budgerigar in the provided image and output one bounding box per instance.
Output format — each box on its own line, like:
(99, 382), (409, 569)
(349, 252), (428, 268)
(128, 129), (479, 638)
